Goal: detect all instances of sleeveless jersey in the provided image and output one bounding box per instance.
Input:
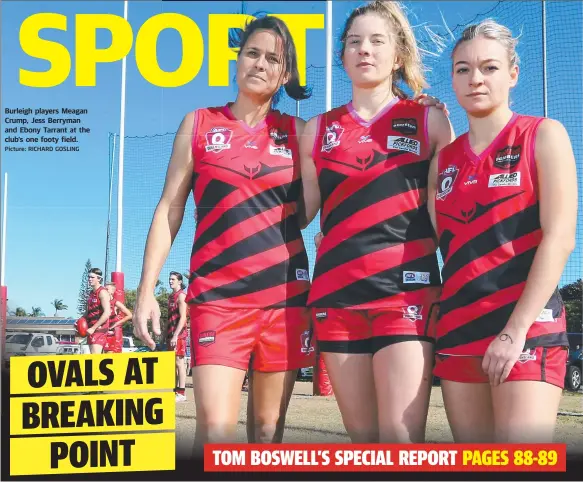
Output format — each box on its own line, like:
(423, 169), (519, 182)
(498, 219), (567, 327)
(434, 113), (568, 356)
(87, 286), (108, 328)
(108, 297), (120, 325)
(308, 99), (440, 309)
(167, 290), (187, 339)
(187, 105), (310, 308)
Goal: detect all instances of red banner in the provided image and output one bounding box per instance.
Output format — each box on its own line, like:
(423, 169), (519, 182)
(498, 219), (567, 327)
(203, 444), (566, 472)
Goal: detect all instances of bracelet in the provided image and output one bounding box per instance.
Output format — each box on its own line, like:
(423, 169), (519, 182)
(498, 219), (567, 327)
(499, 333), (513, 344)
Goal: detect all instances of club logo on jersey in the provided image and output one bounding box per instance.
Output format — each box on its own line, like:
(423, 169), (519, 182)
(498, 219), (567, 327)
(436, 165), (459, 200)
(535, 308), (555, 323)
(402, 305), (423, 322)
(494, 145), (521, 170)
(518, 348), (537, 363)
(315, 310), (327, 321)
(296, 269), (309, 281)
(300, 330), (315, 354)
(321, 123), (343, 152)
(358, 135), (372, 144)
(269, 144), (293, 159)
(198, 330), (216, 347)
(392, 118), (418, 135)
(488, 172), (521, 188)
(387, 136), (421, 155)
(243, 163), (261, 179)
(403, 271), (431, 284)
(205, 127), (232, 152)
(269, 127), (288, 146)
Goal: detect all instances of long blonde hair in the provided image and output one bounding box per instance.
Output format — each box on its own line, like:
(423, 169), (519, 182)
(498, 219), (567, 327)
(340, 0), (427, 98)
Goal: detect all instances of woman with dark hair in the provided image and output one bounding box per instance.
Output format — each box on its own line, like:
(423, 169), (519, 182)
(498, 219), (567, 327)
(84, 268), (111, 354)
(167, 271), (188, 402)
(133, 16), (314, 444)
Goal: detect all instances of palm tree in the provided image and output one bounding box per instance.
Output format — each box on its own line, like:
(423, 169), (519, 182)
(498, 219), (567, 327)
(29, 307), (44, 317)
(14, 307), (27, 316)
(51, 299), (68, 316)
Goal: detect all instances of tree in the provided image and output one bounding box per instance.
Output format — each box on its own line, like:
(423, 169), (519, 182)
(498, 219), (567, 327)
(51, 299), (68, 316)
(77, 259), (92, 316)
(29, 307), (44, 317)
(560, 280), (582, 333)
(14, 307), (27, 316)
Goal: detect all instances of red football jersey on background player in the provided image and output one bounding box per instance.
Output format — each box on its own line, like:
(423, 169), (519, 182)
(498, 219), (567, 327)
(435, 114), (568, 356)
(86, 286), (108, 329)
(187, 104), (310, 309)
(167, 290), (187, 340)
(308, 98), (440, 309)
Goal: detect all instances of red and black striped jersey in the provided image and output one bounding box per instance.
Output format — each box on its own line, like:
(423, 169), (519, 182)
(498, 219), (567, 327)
(167, 290), (187, 339)
(186, 104), (310, 308)
(435, 113), (568, 356)
(87, 286), (108, 328)
(307, 99), (440, 309)
(108, 297), (120, 324)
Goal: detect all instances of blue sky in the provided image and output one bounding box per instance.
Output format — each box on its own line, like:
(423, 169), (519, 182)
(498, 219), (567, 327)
(1, 1), (581, 317)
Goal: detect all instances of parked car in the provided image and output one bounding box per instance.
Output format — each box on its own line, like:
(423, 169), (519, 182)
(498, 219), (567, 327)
(565, 347), (582, 392)
(297, 366), (313, 381)
(4, 332), (60, 367)
(122, 337), (137, 353)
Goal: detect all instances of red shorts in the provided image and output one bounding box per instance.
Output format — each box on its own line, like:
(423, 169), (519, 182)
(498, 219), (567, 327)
(168, 337), (187, 357)
(88, 327), (109, 347)
(434, 346), (568, 389)
(313, 303), (438, 354)
(189, 305), (314, 372)
(104, 326), (123, 353)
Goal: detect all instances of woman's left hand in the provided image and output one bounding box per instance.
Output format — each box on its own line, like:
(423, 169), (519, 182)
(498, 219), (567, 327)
(414, 93), (450, 117)
(482, 327), (527, 386)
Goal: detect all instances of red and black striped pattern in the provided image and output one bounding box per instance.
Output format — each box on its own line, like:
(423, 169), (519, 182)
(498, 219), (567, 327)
(187, 105), (310, 308)
(86, 286), (108, 328)
(308, 99), (440, 309)
(435, 114), (568, 356)
(167, 290), (187, 339)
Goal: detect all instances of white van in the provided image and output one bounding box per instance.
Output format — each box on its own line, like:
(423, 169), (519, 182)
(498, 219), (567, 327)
(4, 332), (60, 365)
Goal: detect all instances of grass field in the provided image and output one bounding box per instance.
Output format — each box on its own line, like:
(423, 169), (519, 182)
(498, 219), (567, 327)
(175, 381), (583, 458)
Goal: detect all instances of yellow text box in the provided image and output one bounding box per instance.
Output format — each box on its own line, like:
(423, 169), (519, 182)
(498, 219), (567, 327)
(10, 352), (175, 394)
(10, 432), (175, 476)
(10, 392), (176, 435)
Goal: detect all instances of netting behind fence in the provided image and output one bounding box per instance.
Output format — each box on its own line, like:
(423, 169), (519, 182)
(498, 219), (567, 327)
(106, 1), (582, 290)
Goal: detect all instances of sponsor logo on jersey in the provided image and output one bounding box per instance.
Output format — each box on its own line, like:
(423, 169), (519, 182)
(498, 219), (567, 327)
(358, 135), (372, 144)
(198, 330), (216, 347)
(315, 311), (327, 320)
(436, 165), (459, 200)
(518, 348), (537, 363)
(392, 118), (418, 135)
(269, 144), (293, 159)
(488, 172), (521, 188)
(494, 145), (521, 170)
(269, 127), (288, 145)
(535, 308), (555, 322)
(403, 271), (431, 284)
(205, 127), (232, 152)
(300, 330), (315, 354)
(402, 305), (423, 322)
(464, 175), (478, 186)
(296, 269), (309, 281)
(387, 136), (421, 155)
(244, 141), (258, 149)
(321, 123), (344, 152)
